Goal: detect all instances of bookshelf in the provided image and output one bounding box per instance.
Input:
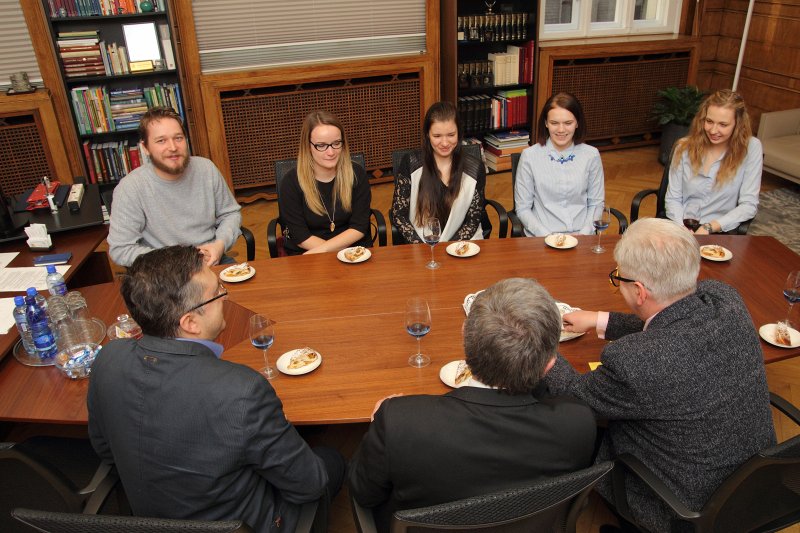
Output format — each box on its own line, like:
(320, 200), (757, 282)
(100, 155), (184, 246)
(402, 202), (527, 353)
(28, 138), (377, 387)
(42, 0), (185, 187)
(441, 0), (537, 172)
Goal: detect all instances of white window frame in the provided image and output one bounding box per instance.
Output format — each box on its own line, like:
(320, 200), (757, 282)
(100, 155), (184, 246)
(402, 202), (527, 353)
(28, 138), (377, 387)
(539, 0), (681, 41)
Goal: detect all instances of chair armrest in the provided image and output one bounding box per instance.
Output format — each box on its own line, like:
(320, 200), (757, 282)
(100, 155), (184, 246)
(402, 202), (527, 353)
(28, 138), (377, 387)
(484, 198), (508, 238)
(370, 209), (388, 247)
(758, 109), (800, 140)
(612, 454), (701, 524)
(267, 218), (280, 259)
(350, 496), (378, 533)
(770, 392), (800, 426)
(630, 189), (658, 223)
(735, 218), (753, 235)
(610, 207), (628, 234)
(391, 223), (407, 246)
(81, 465), (120, 514)
(294, 500), (319, 533)
(239, 226), (255, 261)
(508, 211), (524, 238)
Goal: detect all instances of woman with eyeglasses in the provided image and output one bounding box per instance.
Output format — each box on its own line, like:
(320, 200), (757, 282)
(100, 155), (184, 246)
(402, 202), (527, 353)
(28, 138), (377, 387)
(665, 89), (762, 234)
(279, 110), (372, 255)
(390, 101), (485, 244)
(514, 92), (605, 237)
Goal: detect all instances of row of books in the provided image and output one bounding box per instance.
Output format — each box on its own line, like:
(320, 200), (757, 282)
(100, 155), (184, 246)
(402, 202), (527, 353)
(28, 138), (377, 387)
(70, 83), (183, 135)
(483, 130), (530, 172)
(487, 42), (535, 86)
(457, 89), (529, 136)
(48, 0), (166, 17)
(82, 140), (143, 184)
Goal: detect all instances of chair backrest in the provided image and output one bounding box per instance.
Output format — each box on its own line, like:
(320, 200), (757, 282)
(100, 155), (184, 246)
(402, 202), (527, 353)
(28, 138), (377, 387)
(654, 155), (671, 219)
(390, 461), (613, 533)
(696, 433), (800, 532)
(511, 152), (521, 212)
(12, 508), (255, 533)
(274, 153), (366, 200)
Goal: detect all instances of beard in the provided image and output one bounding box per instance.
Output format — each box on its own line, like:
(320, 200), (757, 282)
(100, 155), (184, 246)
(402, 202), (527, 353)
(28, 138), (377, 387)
(151, 153), (189, 176)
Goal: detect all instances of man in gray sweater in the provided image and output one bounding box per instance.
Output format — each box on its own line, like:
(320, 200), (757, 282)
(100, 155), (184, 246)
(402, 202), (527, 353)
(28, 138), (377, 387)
(544, 218), (775, 533)
(108, 107), (241, 267)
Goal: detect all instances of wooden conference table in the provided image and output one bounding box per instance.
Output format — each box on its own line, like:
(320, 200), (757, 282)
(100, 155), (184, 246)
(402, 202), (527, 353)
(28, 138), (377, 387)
(0, 234), (797, 426)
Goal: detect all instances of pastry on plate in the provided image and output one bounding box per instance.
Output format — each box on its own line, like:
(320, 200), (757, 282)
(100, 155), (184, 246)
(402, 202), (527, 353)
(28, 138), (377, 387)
(224, 262), (251, 277)
(344, 246), (366, 262)
(288, 348), (319, 369)
(701, 245), (726, 259)
(454, 242), (471, 256)
(775, 322), (792, 346)
(455, 361), (472, 385)
(553, 234), (567, 247)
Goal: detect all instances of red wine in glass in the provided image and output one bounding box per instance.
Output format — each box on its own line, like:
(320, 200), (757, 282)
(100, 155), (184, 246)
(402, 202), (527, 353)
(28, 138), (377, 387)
(683, 218), (700, 231)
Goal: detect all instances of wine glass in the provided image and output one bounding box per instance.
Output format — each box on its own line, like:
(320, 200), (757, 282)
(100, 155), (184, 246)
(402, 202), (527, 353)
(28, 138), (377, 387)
(249, 314), (276, 379)
(781, 270), (800, 328)
(423, 218), (441, 270)
(484, 0), (497, 14)
(405, 297), (431, 368)
(591, 206), (611, 254)
(683, 201), (701, 232)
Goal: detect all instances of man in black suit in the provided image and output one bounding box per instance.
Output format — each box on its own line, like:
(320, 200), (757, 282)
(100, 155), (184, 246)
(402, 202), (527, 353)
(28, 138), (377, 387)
(87, 245), (344, 533)
(548, 218), (775, 533)
(348, 278), (597, 532)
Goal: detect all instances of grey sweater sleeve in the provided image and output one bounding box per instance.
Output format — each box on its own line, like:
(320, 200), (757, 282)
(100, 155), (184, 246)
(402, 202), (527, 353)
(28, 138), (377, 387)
(209, 164), (242, 250)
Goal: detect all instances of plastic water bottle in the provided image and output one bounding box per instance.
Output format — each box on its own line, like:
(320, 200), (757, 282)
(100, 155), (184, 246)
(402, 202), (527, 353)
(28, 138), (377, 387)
(12, 296), (35, 355)
(25, 287), (57, 360)
(45, 265), (68, 297)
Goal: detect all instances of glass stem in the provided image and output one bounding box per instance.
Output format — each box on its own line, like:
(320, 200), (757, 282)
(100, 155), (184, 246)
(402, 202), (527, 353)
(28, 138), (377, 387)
(263, 348), (269, 368)
(430, 245), (435, 264)
(787, 302), (795, 324)
(596, 231), (602, 249)
(416, 336), (422, 357)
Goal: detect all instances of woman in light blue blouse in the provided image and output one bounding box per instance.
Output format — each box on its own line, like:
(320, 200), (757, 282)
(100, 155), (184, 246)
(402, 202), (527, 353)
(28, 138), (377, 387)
(665, 89), (762, 234)
(514, 92), (604, 237)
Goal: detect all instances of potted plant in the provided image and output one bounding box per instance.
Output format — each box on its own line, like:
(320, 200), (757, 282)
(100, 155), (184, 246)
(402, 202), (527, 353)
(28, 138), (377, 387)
(652, 85), (705, 165)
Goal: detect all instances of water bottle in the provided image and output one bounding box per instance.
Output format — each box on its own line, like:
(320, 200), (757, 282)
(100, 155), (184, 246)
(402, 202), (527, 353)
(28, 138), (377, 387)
(25, 287), (57, 360)
(45, 265), (68, 297)
(12, 296), (35, 355)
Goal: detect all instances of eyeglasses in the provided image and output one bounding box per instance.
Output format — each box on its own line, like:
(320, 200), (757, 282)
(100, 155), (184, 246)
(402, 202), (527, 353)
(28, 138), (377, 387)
(608, 267), (638, 288)
(186, 281), (228, 313)
(310, 140), (343, 152)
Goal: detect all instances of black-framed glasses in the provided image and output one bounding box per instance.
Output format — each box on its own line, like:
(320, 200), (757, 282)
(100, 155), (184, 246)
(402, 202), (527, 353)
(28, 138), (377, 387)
(186, 281), (228, 313)
(310, 140), (343, 152)
(608, 267), (638, 288)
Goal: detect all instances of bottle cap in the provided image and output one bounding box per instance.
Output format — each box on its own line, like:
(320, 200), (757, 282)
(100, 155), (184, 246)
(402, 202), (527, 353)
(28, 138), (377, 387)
(46, 265), (57, 273)
(14, 296), (24, 305)
(26, 287), (37, 297)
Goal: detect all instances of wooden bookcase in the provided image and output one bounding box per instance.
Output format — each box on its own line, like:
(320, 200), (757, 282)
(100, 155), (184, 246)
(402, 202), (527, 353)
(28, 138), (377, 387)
(440, 0), (537, 141)
(40, 0), (186, 188)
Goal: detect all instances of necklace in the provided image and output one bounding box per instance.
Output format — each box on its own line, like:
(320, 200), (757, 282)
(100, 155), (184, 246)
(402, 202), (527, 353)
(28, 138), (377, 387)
(319, 181), (336, 232)
(549, 151), (576, 164)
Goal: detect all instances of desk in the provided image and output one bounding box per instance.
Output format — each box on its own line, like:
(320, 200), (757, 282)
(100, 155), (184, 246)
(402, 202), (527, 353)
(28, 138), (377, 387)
(0, 235), (797, 426)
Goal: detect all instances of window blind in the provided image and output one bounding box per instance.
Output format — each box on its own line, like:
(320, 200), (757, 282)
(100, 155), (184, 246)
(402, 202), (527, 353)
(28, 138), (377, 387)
(192, 0), (427, 73)
(0, 3), (42, 89)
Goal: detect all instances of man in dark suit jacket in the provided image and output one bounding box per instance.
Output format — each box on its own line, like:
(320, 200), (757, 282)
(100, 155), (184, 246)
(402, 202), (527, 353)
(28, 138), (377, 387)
(87, 245), (344, 533)
(348, 278), (597, 532)
(546, 218), (775, 533)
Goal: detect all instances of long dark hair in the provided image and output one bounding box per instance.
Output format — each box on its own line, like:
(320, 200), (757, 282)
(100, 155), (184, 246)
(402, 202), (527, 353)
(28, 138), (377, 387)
(536, 92), (587, 146)
(415, 101), (465, 227)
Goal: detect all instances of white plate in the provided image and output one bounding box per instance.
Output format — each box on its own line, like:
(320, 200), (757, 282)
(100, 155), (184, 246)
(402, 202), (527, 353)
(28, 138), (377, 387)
(276, 348), (323, 375)
(759, 323), (800, 349)
(440, 360), (476, 388)
(462, 290), (485, 315)
(699, 245), (733, 262)
(446, 241), (480, 258)
(556, 302), (586, 342)
(545, 234), (578, 250)
(337, 247), (371, 264)
(220, 264), (255, 282)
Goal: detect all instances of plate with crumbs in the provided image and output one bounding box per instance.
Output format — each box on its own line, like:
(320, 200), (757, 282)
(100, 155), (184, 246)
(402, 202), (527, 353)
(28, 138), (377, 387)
(545, 233), (578, 249)
(276, 347), (323, 375)
(700, 245), (732, 262)
(759, 323), (800, 349)
(337, 246), (371, 264)
(446, 241), (480, 258)
(220, 263), (255, 282)
(440, 360), (476, 388)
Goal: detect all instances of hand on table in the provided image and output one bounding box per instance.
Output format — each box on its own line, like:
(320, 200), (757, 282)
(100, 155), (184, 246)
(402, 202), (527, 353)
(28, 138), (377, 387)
(372, 393), (404, 421)
(198, 240), (225, 266)
(562, 310), (599, 333)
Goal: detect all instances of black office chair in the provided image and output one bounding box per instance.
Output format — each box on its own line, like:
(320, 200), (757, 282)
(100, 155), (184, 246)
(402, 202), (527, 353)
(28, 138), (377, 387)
(629, 153), (753, 234)
(267, 153), (387, 258)
(12, 508), (255, 533)
(351, 461), (613, 533)
(389, 145), (508, 244)
(102, 187), (256, 261)
(0, 437), (121, 533)
(611, 392), (800, 532)
(509, 152), (628, 237)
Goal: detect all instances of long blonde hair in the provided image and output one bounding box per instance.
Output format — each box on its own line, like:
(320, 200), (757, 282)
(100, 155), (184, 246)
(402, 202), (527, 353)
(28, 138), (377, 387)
(672, 89), (752, 187)
(296, 110), (355, 216)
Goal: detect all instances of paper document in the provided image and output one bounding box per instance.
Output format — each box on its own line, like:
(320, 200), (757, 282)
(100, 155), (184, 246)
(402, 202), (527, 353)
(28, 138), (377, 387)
(0, 297), (17, 334)
(0, 265), (71, 293)
(0, 253), (18, 269)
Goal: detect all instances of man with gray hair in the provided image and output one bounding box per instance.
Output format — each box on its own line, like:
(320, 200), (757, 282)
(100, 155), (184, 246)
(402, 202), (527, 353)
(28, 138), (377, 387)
(349, 278), (596, 533)
(546, 218), (775, 533)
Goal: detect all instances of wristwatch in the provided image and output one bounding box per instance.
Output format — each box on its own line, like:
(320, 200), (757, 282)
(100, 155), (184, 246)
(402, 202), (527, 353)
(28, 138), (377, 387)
(702, 223), (713, 233)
